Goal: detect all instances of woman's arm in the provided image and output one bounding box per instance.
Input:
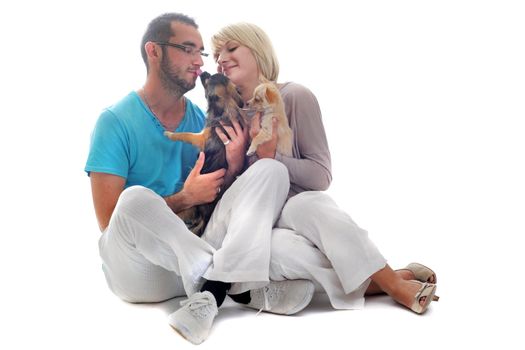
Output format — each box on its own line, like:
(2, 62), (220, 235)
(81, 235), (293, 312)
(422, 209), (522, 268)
(278, 82), (332, 192)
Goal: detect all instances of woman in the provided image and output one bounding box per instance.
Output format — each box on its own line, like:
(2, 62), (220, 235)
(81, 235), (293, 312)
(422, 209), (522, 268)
(210, 22), (438, 314)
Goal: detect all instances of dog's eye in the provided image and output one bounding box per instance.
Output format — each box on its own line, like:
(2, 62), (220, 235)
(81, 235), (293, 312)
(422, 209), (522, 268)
(209, 95), (220, 103)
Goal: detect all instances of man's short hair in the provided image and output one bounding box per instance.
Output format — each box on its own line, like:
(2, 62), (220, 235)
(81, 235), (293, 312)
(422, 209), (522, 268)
(141, 13), (198, 71)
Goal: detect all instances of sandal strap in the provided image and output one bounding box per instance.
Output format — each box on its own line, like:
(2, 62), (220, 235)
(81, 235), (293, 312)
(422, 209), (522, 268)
(410, 281), (437, 314)
(402, 262), (437, 283)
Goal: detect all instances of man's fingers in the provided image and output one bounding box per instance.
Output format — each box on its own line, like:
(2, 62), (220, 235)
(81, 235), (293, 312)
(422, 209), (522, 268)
(213, 177), (225, 189)
(203, 167), (226, 180)
(190, 152), (205, 176)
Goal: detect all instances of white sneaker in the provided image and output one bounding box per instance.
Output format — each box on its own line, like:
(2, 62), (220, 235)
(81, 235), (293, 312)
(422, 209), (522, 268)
(168, 291), (218, 345)
(244, 280), (315, 315)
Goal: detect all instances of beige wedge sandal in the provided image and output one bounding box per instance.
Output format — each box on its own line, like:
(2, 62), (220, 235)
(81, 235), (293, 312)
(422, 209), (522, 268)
(408, 281), (439, 314)
(398, 262), (437, 284)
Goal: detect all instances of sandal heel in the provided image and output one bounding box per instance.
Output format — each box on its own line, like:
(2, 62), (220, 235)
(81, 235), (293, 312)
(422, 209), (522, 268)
(409, 281), (437, 314)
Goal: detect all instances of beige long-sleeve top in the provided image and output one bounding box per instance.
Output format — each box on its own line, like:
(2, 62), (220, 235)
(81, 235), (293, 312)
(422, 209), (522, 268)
(275, 82), (332, 197)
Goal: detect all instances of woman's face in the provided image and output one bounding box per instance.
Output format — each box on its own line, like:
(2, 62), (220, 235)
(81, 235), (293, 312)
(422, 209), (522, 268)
(216, 41), (259, 87)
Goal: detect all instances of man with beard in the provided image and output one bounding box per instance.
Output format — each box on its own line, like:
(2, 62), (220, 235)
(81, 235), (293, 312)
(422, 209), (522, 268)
(85, 13), (314, 345)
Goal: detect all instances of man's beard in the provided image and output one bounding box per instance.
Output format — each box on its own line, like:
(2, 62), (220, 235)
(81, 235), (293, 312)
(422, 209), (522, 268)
(159, 54), (195, 96)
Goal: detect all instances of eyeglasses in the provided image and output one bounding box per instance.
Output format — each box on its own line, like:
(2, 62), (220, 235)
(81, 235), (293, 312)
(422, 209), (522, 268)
(154, 41), (209, 58)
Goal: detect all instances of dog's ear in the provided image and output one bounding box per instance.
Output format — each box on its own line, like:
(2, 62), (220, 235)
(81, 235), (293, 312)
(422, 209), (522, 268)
(264, 84), (279, 104)
(200, 71), (211, 89)
(224, 79), (243, 107)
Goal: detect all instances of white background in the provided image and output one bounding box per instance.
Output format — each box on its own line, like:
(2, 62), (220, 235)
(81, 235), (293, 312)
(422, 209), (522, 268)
(1, 0), (524, 349)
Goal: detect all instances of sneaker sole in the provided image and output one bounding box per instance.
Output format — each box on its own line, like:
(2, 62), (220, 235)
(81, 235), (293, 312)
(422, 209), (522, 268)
(169, 322), (204, 345)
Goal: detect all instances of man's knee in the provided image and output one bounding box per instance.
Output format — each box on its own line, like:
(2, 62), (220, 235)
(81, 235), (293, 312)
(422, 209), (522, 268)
(115, 185), (157, 214)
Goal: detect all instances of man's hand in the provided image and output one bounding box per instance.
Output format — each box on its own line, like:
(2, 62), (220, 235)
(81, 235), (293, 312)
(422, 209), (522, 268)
(165, 152), (226, 212)
(250, 113), (279, 159)
(215, 117), (249, 178)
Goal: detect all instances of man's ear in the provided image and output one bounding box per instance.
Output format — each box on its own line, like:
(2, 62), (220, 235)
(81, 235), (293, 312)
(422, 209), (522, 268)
(145, 41), (160, 60)
(200, 71), (211, 89)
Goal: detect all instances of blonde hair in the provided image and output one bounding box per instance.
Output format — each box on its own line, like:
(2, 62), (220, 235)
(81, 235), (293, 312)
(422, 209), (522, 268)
(211, 22), (280, 82)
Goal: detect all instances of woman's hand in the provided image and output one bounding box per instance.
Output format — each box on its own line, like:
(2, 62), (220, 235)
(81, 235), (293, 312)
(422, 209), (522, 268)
(250, 112), (279, 159)
(215, 117), (249, 178)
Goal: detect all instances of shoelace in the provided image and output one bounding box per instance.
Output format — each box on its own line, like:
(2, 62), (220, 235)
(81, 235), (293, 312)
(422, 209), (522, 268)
(255, 284), (283, 316)
(180, 295), (217, 318)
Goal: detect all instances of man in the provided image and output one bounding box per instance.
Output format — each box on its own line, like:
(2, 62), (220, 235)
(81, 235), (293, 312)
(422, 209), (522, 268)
(85, 13), (314, 345)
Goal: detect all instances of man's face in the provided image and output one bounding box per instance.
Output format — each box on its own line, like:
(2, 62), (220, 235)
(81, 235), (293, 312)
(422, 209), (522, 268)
(158, 22), (205, 95)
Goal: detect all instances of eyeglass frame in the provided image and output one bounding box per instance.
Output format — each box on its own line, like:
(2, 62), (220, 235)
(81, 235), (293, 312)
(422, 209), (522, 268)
(153, 41), (209, 58)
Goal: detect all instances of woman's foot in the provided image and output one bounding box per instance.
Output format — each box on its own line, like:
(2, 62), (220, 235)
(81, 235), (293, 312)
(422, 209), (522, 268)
(392, 279), (437, 313)
(366, 269), (416, 295)
(366, 263), (436, 295)
(368, 265), (439, 314)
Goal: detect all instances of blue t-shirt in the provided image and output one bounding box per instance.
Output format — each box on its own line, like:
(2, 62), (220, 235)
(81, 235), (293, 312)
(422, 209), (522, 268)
(85, 91), (205, 197)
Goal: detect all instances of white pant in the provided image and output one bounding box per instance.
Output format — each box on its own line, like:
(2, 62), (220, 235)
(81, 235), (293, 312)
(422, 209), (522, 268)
(269, 191), (387, 309)
(98, 159), (289, 303)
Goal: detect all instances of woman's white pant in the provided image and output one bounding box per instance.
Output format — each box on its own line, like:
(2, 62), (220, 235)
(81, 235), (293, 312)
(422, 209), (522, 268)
(269, 191), (387, 309)
(98, 159), (289, 303)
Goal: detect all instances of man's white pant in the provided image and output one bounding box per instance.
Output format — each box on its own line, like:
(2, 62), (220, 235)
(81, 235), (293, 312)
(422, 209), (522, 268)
(98, 159), (289, 303)
(269, 191), (387, 309)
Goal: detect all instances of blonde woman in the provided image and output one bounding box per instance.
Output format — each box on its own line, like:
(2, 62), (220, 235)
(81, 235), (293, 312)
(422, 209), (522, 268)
(209, 22), (439, 315)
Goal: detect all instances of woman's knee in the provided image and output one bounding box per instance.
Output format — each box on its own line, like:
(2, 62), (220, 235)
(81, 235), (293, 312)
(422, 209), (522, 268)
(281, 191), (328, 219)
(252, 158), (289, 181)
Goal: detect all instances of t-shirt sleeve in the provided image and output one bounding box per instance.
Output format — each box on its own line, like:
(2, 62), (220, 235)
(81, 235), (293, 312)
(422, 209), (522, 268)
(84, 110), (129, 179)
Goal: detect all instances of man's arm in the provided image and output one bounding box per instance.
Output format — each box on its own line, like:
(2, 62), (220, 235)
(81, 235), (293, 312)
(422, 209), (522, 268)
(90, 153), (226, 231)
(90, 172), (126, 232)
